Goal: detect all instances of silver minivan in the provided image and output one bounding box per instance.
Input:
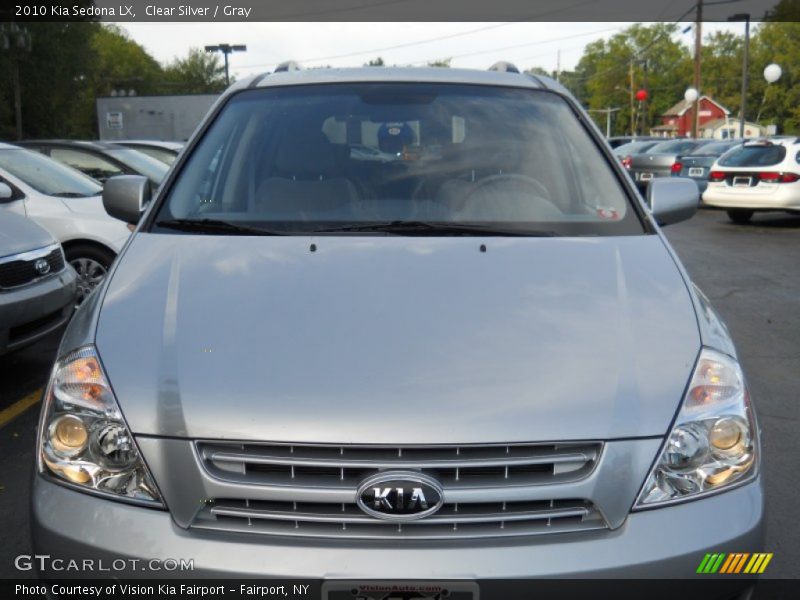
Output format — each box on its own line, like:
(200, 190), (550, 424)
(32, 67), (763, 588)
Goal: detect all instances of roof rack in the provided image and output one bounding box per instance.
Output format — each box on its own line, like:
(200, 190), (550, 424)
(488, 61), (520, 74)
(274, 61), (302, 73)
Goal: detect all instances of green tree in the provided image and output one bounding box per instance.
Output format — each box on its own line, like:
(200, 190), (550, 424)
(163, 48), (227, 94)
(567, 24), (692, 136)
(364, 57), (385, 67)
(749, 21), (800, 133)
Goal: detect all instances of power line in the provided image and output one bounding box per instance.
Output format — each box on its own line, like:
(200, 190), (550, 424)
(409, 25), (623, 66)
(236, 22), (518, 70)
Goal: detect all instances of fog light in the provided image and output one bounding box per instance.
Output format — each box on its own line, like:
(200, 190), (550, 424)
(49, 415), (88, 457)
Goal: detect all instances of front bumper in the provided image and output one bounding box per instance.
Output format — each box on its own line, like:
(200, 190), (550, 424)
(31, 474), (764, 579)
(0, 267), (76, 354)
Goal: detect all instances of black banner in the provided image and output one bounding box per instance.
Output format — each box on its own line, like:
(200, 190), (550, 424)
(1, 0), (796, 23)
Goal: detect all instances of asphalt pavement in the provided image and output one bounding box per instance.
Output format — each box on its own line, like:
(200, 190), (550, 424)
(0, 209), (797, 578)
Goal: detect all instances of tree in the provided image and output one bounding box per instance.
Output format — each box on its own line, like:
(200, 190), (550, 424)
(427, 58), (452, 68)
(749, 21), (800, 133)
(364, 57), (385, 67)
(164, 48), (227, 94)
(567, 24), (692, 136)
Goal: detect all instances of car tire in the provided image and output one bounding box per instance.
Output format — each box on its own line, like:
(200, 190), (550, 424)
(727, 209), (754, 224)
(64, 244), (116, 305)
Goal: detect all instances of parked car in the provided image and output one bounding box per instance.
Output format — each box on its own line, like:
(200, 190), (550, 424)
(32, 66), (761, 588)
(628, 138), (707, 192)
(17, 140), (168, 189)
(108, 140), (184, 165)
(703, 137), (800, 223)
(614, 140), (660, 169)
(0, 143), (131, 303)
(672, 140), (743, 197)
(0, 208), (76, 355)
(607, 135), (660, 149)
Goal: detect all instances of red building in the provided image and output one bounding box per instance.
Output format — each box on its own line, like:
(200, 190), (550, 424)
(651, 96), (730, 138)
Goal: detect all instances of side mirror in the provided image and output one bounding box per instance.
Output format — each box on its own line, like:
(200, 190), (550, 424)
(646, 177), (698, 227)
(0, 182), (13, 202)
(103, 175), (151, 225)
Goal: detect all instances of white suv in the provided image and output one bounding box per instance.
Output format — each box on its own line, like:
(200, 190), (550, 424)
(702, 137), (800, 223)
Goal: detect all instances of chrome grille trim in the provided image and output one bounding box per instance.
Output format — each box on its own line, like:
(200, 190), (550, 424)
(190, 441), (606, 540)
(194, 498), (606, 540)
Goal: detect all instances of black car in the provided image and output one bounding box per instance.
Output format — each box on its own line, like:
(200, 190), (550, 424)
(17, 140), (168, 188)
(671, 140), (743, 196)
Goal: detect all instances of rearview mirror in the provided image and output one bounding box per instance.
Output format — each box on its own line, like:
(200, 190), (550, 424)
(646, 178), (698, 227)
(0, 182), (13, 202)
(103, 175), (151, 225)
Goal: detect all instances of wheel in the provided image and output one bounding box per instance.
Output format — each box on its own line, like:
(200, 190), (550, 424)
(727, 209), (753, 224)
(64, 245), (116, 305)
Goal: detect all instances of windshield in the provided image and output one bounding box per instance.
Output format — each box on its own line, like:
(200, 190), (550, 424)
(647, 139), (700, 155)
(154, 83), (641, 236)
(615, 141), (657, 155)
(127, 146), (178, 165)
(107, 147), (168, 183)
(718, 144), (787, 167)
(691, 141), (739, 157)
(0, 148), (102, 197)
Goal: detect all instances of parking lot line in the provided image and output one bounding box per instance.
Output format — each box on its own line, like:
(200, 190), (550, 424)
(0, 388), (43, 429)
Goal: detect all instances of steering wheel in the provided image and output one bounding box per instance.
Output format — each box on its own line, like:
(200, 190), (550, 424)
(468, 174), (551, 200)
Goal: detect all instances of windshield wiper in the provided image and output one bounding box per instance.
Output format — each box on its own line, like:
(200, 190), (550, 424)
(154, 218), (290, 236)
(51, 192), (93, 198)
(312, 221), (558, 237)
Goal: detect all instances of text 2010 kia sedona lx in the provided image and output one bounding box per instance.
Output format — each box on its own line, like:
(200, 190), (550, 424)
(32, 66), (763, 590)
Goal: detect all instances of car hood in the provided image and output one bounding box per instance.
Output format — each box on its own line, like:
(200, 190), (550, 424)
(0, 210), (56, 256)
(97, 233), (700, 444)
(59, 194), (106, 215)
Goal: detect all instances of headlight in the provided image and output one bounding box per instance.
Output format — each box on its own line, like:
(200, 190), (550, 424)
(634, 348), (759, 508)
(37, 346), (163, 507)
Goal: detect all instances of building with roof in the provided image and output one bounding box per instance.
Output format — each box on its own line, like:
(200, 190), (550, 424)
(650, 96), (730, 138)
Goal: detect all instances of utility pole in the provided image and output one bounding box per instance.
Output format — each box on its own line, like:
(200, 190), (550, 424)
(692, 0), (703, 138)
(556, 49), (561, 83)
(588, 108), (622, 138)
(629, 62), (635, 136)
(204, 43), (247, 86)
(728, 13), (751, 139)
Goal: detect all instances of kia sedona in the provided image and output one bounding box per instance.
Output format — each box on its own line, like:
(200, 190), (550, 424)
(32, 65), (763, 591)
(702, 137), (800, 223)
(0, 209), (76, 355)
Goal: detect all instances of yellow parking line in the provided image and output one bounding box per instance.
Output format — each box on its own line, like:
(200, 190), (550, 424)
(0, 388), (43, 429)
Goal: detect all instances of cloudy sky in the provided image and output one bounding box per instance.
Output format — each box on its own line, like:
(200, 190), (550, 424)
(116, 21), (741, 80)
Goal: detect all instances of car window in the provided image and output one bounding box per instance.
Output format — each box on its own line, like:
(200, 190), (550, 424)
(155, 84), (643, 236)
(718, 144), (787, 167)
(0, 148), (102, 197)
(107, 147), (168, 183)
(50, 148), (124, 183)
(615, 141), (656, 155)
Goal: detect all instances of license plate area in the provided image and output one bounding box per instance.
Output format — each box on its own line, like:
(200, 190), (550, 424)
(688, 167), (705, 177)
(323, 582), (479, 600)
(733, 176), (752, 187)
(638, 172), (653, 181)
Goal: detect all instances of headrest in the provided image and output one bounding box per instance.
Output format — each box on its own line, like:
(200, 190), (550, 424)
(274, 129), (339, 177)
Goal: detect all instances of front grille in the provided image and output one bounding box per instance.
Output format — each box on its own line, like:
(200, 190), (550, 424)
(193, 442), (605, 540)
(0, 246), (65, 289)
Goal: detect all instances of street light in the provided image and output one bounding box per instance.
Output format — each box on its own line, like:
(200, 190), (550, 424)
(727, 13), (750, 139)
(204, 43), (247, 86)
